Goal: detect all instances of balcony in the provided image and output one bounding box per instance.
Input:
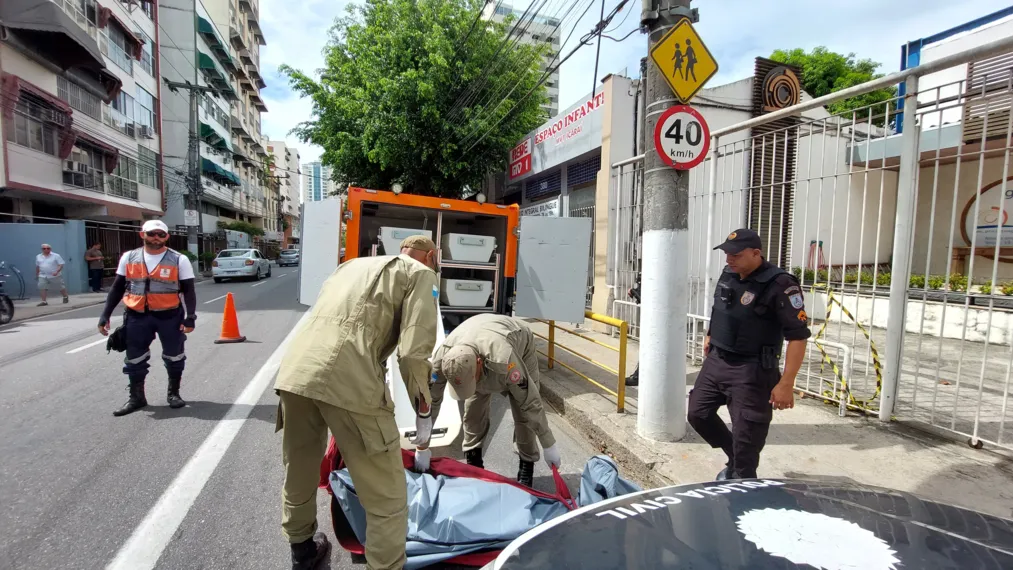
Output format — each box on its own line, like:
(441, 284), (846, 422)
(249, 91), (268, 112)
(197, 16), (239, 74)
(229, 17), (247, 51)
(246, 60), (266, 90)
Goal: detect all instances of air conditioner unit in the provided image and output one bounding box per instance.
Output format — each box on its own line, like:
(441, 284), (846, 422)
(76, 162), (91, 173)
(64, 160), (82, 173)
(139, 125), (154, 139)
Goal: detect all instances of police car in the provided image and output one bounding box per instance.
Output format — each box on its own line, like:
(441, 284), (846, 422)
(482, 479), (1013, 569)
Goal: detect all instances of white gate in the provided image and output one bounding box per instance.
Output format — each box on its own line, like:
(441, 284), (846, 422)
(606, 34), (1013, 449)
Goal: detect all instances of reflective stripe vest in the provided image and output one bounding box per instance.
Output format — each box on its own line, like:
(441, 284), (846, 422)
(123, 248), (181, 312)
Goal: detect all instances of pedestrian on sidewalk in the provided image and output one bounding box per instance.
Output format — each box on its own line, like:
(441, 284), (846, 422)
(625, 273), (642, 387)
(687, 229), (810, 480)
(426, 313), (561, 488)
(97, 220), (197, 416)
(274, 235), (440, 570)
(85, 241), (105, 293)
(35, 244), (68, 306)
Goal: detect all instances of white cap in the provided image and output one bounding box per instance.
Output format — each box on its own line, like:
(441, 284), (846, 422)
(142, 220), (169, 233)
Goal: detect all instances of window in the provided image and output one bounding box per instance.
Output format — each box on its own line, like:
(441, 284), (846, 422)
(138, 145), (159, 187)
(135, 86), (156, 133)
(107, 90), (136, 137)
(203, 94), (228, 128)
(106, 23), (134, 74)
(108, 155), (139, 199)
(141, 0), (154, 20)
(63, 144), (106, 189)
(138, 30), (155, 76)
(4, 94), (60, 156)
(58, 77), (102, 120)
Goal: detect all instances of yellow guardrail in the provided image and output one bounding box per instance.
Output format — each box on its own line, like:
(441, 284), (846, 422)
(532, 310), (629, 413)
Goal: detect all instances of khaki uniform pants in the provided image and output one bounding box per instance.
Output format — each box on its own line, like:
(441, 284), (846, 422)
(279, 391), (407, 570)
(462, 393), (540, 462)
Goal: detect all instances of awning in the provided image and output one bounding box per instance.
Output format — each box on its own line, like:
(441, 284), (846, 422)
(198, 51), (224, 78)
(201, 157), (240, 187)
(75, 129), (121, 172)
(98, 6), (144, 60)
(0, 0), (107, 71)
(200, 121), (234, 152)
(197, 16), (237, 72)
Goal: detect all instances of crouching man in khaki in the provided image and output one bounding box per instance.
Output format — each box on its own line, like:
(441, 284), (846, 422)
(274, 235), (440, 570)
(418, 314), (560, 487)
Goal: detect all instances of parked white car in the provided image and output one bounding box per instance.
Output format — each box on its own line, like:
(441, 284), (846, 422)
(212, 249), (272, 282)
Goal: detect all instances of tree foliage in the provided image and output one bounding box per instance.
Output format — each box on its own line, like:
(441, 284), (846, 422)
(282, 0), (549, 198)
(770, 47), (897, 126)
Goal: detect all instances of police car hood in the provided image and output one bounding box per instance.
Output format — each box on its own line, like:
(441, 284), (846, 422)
(489, 479), (1013, 569)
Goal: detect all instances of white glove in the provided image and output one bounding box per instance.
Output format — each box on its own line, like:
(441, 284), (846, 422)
(411, 415), (433, 447)
(414, 448), (431, 472)
(543, 444), (561, 469)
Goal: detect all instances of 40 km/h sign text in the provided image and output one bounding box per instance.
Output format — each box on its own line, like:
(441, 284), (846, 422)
(653, 105), (710, 170)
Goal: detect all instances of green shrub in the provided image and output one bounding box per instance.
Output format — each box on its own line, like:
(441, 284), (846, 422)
(860, 270), (874, 285)
(817, 269), (829, 283)
(803, 269), (816, 283)
(791, 267), (802, 280)
(927, 275), (946, 290)
(949, 273), (968, 292)
(979, 281), (993, 295)
(181, 250), (197, 262)
(909, 274), (926, 289)
(876, 272), (891, 287)
(1001, 282), (1013, 296)
(843, 271), (858, 284)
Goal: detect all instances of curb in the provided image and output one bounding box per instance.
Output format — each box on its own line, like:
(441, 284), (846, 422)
(8, 298), (106, 325)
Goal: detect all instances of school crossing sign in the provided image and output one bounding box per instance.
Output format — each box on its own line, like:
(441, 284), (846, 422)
(654, 105), (710, 170)
(649, 18), (718, 102)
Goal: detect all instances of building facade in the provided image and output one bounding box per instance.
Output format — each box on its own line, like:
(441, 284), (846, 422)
(482, 2), (561, 117)
(158, 0), (270, 240)
(301, 161), (335, 203)
(0, 0), (165, 223)
(268, 139), (301, 245)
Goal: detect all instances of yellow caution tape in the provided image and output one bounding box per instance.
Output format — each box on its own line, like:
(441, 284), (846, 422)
(808, 285), (883, 412)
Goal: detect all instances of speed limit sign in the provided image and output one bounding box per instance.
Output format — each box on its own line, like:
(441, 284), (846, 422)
(654, 105), (710, 170)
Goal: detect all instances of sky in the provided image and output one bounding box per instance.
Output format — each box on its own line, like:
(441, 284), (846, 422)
(257, 0), (1013, 173)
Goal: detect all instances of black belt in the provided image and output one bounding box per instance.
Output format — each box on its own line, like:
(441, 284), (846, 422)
(713, 347), (760, 363)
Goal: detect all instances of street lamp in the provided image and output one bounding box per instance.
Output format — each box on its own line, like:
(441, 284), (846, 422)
(392, 183), (403, 195)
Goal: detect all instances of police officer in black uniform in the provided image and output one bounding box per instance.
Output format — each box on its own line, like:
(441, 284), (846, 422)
(687, 228), (810, 480)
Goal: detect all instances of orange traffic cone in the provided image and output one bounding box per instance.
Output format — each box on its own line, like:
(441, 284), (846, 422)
(214, 292), (246, 344)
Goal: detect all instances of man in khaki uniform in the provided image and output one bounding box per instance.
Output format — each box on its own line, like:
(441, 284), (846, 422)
(275, 235), (440, 570)
(421, 314), (561, 487)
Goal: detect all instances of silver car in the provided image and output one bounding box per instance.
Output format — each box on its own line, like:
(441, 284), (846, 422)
(212, 249), (272, 282)
(278, 249), (300, 267)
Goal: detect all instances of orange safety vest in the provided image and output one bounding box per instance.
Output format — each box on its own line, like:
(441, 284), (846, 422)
(123, 248), (182, 312)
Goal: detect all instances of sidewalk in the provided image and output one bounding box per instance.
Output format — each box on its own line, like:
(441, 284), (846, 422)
(525, 319), (1013, 519)
(9, 292), (108, 323)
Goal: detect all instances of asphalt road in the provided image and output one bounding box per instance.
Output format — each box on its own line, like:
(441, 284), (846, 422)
(0, 267), (600, 570)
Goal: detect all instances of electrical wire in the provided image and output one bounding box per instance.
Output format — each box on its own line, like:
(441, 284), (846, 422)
(602, 28), (639, 42)
(591, 0), (606, 95)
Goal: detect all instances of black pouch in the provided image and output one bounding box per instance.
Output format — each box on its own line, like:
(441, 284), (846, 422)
(760, 346), (778, 370)
(107, 324), (128, 353)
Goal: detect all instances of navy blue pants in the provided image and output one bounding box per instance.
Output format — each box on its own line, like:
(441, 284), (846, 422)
(122, 308), (186, 382)
(687, 350), (780, 479)
(89, 268), (103, 292)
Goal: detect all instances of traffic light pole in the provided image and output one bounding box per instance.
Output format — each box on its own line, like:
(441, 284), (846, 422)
(637, 0), (692, 442)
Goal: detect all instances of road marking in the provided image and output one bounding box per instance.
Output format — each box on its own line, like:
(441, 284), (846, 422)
(106, 311), (310, 570)
(203, 294), (228, 304)
(251, 281), (267, 287)
(67, 338), (107, 354)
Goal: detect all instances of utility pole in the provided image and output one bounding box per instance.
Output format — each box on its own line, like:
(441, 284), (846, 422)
(637, 0), (693, 442)
(164, 80), (217, 256)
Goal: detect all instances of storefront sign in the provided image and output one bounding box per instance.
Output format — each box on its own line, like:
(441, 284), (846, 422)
(962, 176), (1013, 249)
(520, 198), (560, 218)
(509, 90), (606, 182)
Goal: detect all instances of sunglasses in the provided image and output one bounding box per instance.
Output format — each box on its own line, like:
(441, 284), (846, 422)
(146, 231), (168, 238)
(41, 247), (51, 250)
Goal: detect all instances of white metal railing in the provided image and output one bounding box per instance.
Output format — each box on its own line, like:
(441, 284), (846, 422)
(609, 33), (1013, 449)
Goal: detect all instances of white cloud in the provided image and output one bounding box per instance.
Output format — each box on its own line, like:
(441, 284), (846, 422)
(257, 0), (1013, 158)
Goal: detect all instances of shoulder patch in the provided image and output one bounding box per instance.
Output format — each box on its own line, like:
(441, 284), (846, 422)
(740, 291), (756, 306)
(509, 368), (522, 384)
(784, 285), (801, 295)
(507, 362), (516, 371)
(789, 293), (805, 309)
(797, 310), (808, 322)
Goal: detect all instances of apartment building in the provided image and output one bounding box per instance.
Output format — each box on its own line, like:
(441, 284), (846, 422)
(0, 0), (165, 223)
(158, 0), (269, 238)
(482, 2), (561, 117)
(267, 140), (300, 244)
(301, 161), (336, 203)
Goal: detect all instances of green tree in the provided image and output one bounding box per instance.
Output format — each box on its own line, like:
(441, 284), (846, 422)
(281, 0), (548, 198)
(769, 47), (897, 125)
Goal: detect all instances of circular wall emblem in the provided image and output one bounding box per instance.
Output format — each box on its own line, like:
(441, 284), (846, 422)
(762, 66), (801, 111)
(736, 508), (900, 570)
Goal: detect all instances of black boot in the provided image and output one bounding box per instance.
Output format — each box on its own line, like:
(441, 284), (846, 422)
(517, 459), (534, 487)
(291, 533), (331, 570)
(465, 448), (484, 469)
(113, 380), (148, 417)
(167, 377), (186, 409)
(625, 368), (639, 387)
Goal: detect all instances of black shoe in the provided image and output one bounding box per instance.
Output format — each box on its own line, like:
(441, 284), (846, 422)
(465, 447), (484, 469)
(291, 532), (331, 570)
(113, 381), (148, 417)
(167, 377), (186, 409)
(517, 459), (534, 487)
(625, 372), (639, 387)
(715, 467), (729, 481)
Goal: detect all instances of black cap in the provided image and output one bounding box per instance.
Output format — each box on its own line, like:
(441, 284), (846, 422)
(713, 228), (763, 254)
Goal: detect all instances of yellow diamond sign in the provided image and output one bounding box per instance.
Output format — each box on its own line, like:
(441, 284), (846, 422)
(649, 18), (718, 103)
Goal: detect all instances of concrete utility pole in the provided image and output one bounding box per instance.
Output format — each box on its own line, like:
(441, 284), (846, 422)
(637, 0), (692, 442)
(164, 80), (217, 256)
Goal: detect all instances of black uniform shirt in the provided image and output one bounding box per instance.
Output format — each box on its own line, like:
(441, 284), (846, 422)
(742, 261), (812, 342)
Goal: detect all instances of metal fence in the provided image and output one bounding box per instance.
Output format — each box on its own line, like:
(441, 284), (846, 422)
(568, 195), (596, 309)
(606, 34), (1013, 450)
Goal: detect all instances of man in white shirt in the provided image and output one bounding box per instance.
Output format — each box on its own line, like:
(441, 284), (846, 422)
(35, 244), (68, 306)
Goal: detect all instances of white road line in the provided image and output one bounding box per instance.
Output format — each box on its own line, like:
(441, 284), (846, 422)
(203, 294), (228, 304)
(106, 311), (310, 570)
(67, 338), (107, 354)
(251, 281), (267, 288)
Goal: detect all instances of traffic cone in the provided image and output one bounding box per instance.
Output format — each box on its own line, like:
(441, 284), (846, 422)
(214, 292), (246, 344)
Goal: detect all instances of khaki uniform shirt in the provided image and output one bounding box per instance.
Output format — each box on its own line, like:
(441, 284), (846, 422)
(275, 254), (439, 416)
(430, 314), (556, 449)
